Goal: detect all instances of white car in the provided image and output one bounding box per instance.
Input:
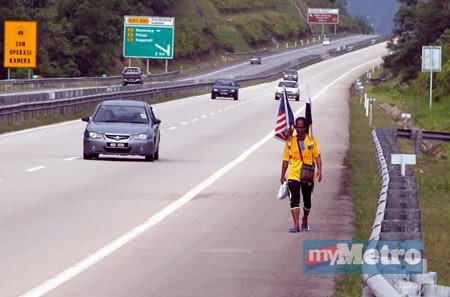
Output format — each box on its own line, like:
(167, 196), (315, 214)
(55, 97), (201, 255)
(275, 80), (300, 101)
(322, 38), (330, 46)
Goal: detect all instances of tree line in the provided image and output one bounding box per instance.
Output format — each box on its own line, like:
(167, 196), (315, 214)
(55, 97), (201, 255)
(0, 0), (173, 78)
(384, 0), (450, 82)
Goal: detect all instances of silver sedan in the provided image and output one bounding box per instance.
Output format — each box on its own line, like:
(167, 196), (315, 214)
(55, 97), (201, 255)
(82, 99), (161, 161)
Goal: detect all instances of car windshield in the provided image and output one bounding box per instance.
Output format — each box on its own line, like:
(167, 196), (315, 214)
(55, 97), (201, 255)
(279, 81), (297, 88)
(285, 70), (297, 75)
(124, 68), (140, 73)
(215, 80), (235, 86)
(93, 105), (149, 124)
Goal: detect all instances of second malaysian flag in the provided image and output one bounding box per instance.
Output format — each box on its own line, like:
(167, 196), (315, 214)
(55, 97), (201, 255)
(274, 88), (294, 142)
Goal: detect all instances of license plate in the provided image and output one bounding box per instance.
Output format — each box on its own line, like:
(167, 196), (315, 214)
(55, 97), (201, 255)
(107, 142), (128, 148)
(220, 92), (228, 95)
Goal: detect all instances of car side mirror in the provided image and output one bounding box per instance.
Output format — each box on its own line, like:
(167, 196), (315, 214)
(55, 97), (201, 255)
(154, 119), (161, 125)
(81, 116), (90, 122)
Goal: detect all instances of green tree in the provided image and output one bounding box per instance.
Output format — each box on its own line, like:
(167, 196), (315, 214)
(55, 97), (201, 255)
(384, 0), (450, 81)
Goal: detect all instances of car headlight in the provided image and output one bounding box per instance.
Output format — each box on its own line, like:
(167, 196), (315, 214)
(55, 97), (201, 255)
(230, 89), (235, 93)
(293, 89), (299, 93)
(213, 88), (218, 92)
(89, 131), (103, 139)
(134, 133), (148, 141)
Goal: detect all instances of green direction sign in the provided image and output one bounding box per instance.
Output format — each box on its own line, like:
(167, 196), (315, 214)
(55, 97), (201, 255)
(123, 16), (174, 59)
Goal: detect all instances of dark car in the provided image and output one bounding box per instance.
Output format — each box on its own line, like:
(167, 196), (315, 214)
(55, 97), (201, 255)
(250, 56), (261, 65)
(82, 100), (161, 161)
(283, 69), (298, 82)
(122, 67), (143, 86)
(211, 79), (239, 100)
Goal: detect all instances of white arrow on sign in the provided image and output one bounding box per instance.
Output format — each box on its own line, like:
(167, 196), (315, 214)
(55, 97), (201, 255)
(155, 44), (171, 55)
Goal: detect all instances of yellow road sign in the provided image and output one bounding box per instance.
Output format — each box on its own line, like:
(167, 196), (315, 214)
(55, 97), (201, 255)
(4, 21), (37, 68)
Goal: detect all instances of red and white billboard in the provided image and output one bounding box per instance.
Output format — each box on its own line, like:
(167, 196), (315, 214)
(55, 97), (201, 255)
(307, 8), (339, 24)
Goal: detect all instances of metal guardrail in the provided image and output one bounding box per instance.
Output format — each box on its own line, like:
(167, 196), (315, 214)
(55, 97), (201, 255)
(328, 36), (389, 57)
(0, 70), (180, 91)
(0, 55), (322, 126)
(364, 128), (449, 297)
(396, 129), (450, 142)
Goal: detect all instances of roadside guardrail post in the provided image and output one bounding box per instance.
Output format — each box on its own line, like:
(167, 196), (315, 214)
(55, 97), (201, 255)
(414, 129), (423, 156)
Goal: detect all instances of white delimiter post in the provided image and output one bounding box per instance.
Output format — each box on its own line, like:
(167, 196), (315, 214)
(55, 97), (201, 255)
(366, 98), (369, 117)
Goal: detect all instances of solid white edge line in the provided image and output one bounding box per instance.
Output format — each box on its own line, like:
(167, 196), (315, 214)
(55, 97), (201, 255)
(19, 57), (382, 297)
(25, 166), (46, 172)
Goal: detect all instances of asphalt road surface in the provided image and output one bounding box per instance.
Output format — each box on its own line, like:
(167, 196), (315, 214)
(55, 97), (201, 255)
(0, 42), (388, 297)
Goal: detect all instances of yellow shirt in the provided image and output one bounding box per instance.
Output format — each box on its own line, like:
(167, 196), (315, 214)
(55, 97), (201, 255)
(282, 135), (320, 181)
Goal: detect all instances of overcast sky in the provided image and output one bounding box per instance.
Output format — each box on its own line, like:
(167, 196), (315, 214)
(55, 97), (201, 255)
(345, 0), (400, 35)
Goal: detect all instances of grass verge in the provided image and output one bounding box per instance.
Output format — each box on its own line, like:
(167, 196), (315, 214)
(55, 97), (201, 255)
(334, 90), (396, 297)
(335, 77), (450, 296)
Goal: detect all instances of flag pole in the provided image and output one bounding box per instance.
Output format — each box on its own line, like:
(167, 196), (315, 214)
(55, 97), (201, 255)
(305, 84), (314, 142)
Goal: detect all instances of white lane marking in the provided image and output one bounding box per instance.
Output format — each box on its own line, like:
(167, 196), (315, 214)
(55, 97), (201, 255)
(217, 110), (222, 113)
(168, 126), (176, 130)
(180, 122), (189, 125)
(201, 115), (207, 118)
(191, 118), (198, 122)
(26, 166), (46, 172)
(0, 120), (79, 139)
(224, 107), (229, 110)
(64, 157), (79, 161)
(0, 179), (3, 183)
(209, 112), (215, 115)
(19, 57), (381, 297)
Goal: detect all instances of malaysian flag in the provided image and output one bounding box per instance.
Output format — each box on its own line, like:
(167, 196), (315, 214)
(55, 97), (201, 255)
(274, 88), (294, 142)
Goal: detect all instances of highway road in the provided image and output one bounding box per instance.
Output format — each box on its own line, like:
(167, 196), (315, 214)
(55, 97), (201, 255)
(0, 35), (378, 97)
(0, 42), (387, 297)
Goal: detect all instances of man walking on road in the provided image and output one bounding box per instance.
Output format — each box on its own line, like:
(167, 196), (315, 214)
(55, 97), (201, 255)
(280, 116), (322, 233)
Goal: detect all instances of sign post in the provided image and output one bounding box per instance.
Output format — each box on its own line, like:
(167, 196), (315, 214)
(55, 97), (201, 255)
(307, 8), (339, 37)
(123, 16), (174, 69)
(421, 46), (441, 108)
(3, 20), (38, 75)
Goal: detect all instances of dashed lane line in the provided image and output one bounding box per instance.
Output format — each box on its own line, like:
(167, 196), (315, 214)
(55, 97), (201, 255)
(25, 166), (46, 172)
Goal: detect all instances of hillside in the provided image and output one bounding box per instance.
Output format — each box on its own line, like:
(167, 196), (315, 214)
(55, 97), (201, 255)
(0, 0), (367, 78)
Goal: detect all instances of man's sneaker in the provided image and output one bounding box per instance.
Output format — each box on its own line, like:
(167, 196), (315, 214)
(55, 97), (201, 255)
(301, 224), (310, 231)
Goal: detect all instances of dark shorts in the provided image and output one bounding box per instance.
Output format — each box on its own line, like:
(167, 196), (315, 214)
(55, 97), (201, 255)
(288, 179), (314, 210)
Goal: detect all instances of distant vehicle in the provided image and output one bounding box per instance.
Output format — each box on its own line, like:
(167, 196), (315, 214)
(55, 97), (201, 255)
(211, 79), (239, 100)
(322, 38), (330, 46)
(122, 67), (143, 86)
(283, 69), (298, 82)
(82, 100), (161, 161)
(275, 80), (300, 101)
(250, 56), (262, 65)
